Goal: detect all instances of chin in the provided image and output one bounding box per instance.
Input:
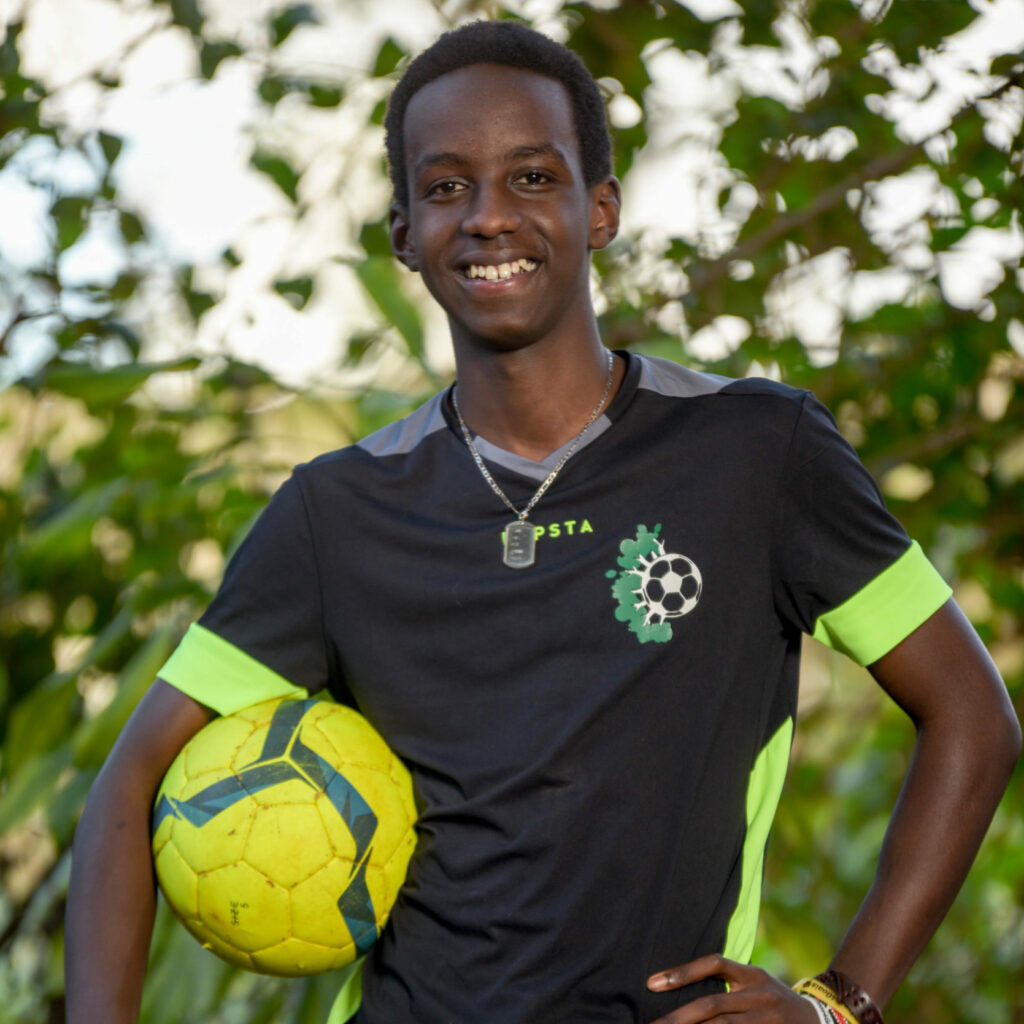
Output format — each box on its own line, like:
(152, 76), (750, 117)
(456, 329), (553, 357)
(449, 304), (586, 356)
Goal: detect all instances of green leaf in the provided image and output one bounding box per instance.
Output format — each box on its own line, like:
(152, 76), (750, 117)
(248, 987), (288, 1024)
(932, 224), (971, 249)
(49, 317), (142, 357)
(200, 41), (243, 80)
(183, 285), (215, 321)
(778, 172), (816, 213)
(258, 75), (290, 105)
(50, 196), (89, 252)
(273, 275), (314, 310)
(990, 53), (1023, 78)
(369, 97), (388, 126)
(308, 82), (343, 108)
(256, 73), (343, 108)
(73, 627), (178, 768)
(879, 0), (978, 63)
(168, 0), (204, 35)
(41, 357), (200, 407)
(270, 3), (318, 47)
(566, 5), (673, 98)
(3, 675), (78, 776)
(742, 7), (780, 47)
(76, 606), (136, 672)
(0, 747), (73, 834)
(359, 220), (393, 258)
(354, 257), (425, 363)
(110, 272), (142, 301)
(97, 131), (122, 166)
(373, 37), (405, 78)
(343, 329), (382, 367)
(0, 21), (24, 77)
(250, 150), (300, 202)
(119, 210), (144, 243)
(720, 96), (791, 175)
(18, 477), (131, 565)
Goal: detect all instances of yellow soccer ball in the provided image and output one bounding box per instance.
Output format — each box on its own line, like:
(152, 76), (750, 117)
(151, 697), (417, 976)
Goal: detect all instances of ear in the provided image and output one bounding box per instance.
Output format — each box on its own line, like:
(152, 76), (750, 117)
(389, 203), (419, 272)
(587, 176), (621, 252)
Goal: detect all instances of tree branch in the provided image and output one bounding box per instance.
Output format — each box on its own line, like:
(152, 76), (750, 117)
(686, 71), (1023, 295)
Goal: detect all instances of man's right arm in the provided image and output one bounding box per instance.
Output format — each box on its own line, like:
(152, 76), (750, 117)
(65, 679), (212, 1024)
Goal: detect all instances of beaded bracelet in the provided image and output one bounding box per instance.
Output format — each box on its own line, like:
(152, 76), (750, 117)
(815, 969), (885, 1024)
(793, 978), (860, 1024)
(799, 992), (850, 1024)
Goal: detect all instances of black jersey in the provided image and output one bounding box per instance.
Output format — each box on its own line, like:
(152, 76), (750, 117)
(160, 352), (950, 1023)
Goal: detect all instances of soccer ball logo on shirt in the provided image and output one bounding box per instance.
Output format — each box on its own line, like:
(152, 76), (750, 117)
(635, 551), (702, 622)
(608, 524), (702, 644)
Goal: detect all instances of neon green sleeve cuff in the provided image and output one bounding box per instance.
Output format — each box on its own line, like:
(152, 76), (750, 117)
(811, 541), (952, 666)
(157, 623), (309, 717)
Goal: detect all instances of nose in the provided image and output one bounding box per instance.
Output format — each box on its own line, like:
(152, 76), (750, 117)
(460, 181), (521, 238)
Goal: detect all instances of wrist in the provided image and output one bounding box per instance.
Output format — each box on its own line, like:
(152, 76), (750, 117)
(815, 968), (886, 1024)
(793, 970), (886, 1024)
(798, 992), (851, 1024)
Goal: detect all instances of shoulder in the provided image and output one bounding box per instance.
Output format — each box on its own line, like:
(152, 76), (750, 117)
(631, 353), (812, 436)
(351, 391), (449, 458)
(633, 353), (806, 405)
(291, 391), (450, 478)
(283, 390), (452, 509)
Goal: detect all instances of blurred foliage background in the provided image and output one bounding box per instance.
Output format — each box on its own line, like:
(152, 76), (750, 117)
(1, 0), (1022, 1021)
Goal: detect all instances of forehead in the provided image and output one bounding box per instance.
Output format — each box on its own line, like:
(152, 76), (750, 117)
(402, 63), (580, 176)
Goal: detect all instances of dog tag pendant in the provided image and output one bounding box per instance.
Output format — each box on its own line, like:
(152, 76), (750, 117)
(504, 519), (536, 569)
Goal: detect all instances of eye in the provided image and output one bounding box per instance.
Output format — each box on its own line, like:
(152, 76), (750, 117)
(425, 179), (466, 198)
(516, 170), (551, 187)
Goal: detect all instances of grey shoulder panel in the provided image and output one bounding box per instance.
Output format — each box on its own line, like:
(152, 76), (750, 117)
(356, 392), (449, 458)
(472, 416), (613, 483)
(635, 355), (731, 398)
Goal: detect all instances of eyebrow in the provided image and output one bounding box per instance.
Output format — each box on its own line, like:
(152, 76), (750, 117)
(414, 151), (464, 177)
(505, 143), (568, 165)
(413, 143), (571, 178)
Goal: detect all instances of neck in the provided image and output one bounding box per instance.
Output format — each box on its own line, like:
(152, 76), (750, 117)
(452, 338), (622, 461)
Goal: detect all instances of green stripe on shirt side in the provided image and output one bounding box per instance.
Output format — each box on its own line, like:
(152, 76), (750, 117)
(157, 623), (309, 717)
(723, 717), (794, 964)
(810, 541), (952, 666)
(324, 960), (364, 1024)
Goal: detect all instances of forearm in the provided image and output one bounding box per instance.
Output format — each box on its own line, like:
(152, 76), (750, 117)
(828, 602), (1021, 1007)
(829, 713), (1017, 1005)
(65, 763), (160, 1023)
(65, 680), (211, 1024)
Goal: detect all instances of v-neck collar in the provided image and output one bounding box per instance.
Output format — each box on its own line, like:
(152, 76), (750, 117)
(444, 351), (639, 483)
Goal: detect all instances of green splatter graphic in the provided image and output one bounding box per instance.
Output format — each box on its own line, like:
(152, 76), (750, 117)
(607, 524), (672, 644)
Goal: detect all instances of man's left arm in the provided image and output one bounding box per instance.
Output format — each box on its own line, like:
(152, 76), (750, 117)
(645, 598), (1021, 1023)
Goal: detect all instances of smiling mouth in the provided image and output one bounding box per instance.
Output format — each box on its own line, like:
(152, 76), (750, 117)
(462, 258), (539, 280)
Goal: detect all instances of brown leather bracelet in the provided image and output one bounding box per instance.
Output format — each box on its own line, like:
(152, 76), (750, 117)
(815, 969), (885, 1024)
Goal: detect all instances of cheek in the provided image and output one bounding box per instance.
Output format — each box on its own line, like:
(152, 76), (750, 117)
(407, 212), (451, 265)
(411, 239), (455, 302)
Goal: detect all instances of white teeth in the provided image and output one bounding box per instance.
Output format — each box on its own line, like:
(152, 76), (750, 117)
(466, 258), (538, 280)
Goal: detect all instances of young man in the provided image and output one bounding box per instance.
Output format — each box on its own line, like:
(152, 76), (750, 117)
(66, 21), (1020, 1024)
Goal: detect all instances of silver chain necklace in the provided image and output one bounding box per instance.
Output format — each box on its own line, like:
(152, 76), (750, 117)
(451, 349), (615, 569)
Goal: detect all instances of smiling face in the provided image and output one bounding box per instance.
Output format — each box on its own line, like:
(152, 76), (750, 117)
(389, 63), (620, 357)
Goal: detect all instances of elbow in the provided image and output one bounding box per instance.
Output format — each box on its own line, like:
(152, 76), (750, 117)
(923, 691), (1021, 797)
(968, 699), (1022, 792)
(1000, 703), (1023, 774)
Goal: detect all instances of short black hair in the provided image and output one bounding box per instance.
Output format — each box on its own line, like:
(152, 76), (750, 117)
(384, 20), (613, 205)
